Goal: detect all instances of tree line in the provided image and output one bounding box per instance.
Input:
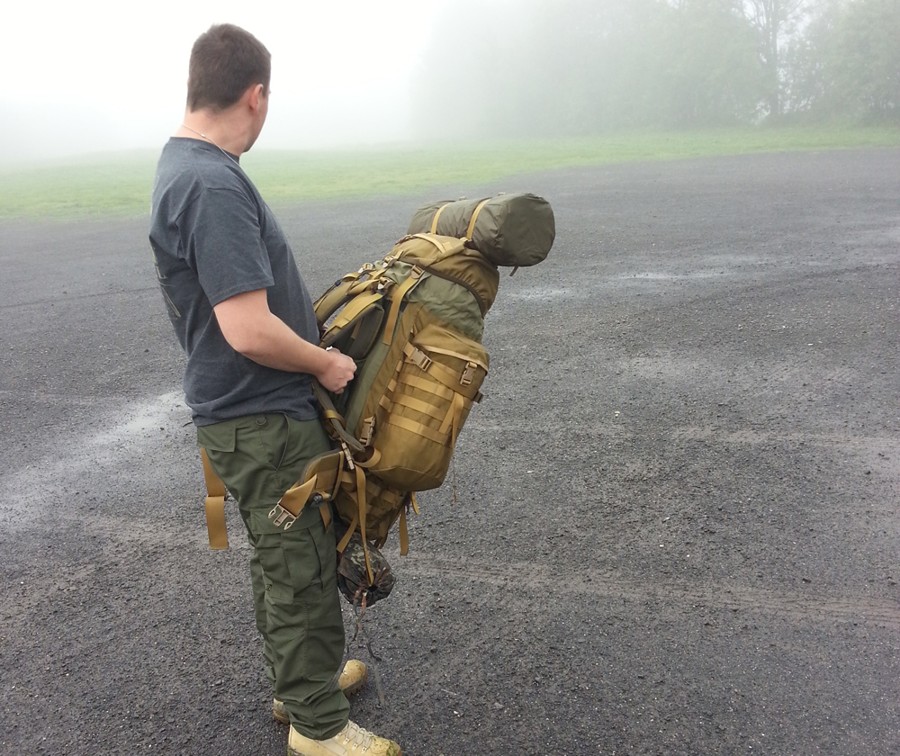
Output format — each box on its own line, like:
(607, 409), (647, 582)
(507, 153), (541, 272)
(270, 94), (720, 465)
(411, 0), (899, 138)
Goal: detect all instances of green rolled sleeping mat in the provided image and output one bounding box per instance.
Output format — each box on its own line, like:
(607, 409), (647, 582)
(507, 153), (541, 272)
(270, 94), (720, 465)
(406, 192), (555, 268)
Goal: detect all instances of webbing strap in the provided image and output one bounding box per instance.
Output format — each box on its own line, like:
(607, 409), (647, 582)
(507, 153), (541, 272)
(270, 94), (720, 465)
(384, 414), (451, 445)
(319, 405), (345, 423)
(398, 507), (409, 556)
(354, 464), (374, 584)
(465, 198), (492, 240)
(387, 393), (447, 422)
(200, 448), (229, 550)
(421, 344), (488, 372)
(429, 203), (451, 233)
(356, 447), (382, 469)
(323, 291), (383, 345)
(408, 233), (462, 259)
(382, 268), (423, 347)
(439, 391), (467, 443)
(336, 504), (357, 554)
(399, 372), (454, 401)
(403, 343), (432, 371)
(333, 468), (374, 587)
(410, 356), (472, 393)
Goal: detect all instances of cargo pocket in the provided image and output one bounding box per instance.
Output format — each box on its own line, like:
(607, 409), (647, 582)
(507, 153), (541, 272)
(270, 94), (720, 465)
(197, 423), (237, 476)
(198, 423), (237, 454)
(252, 509), (334, 606)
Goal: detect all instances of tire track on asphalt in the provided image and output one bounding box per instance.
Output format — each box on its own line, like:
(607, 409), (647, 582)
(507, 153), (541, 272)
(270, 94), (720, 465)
(0, 390), (189, 529)
(466, 418), (900, 452)
(670, 425), (899, 452)
(403, 555), (900, 629)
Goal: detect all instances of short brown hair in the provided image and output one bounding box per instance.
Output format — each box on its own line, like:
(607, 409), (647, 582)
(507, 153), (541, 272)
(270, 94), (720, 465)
(186, 24), (271, 112)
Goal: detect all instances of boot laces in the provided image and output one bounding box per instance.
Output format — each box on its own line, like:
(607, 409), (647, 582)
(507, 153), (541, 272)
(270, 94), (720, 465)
(340, 720), (375, 749)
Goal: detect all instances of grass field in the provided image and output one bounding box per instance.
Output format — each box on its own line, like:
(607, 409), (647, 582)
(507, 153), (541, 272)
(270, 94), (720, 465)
(1, 126), (898, 220)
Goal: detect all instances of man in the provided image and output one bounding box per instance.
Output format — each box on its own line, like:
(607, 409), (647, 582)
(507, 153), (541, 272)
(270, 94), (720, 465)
(148, 23), (401, 756)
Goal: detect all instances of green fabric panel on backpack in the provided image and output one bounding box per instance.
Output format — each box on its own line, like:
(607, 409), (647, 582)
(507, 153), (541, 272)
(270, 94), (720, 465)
(408, 274), (485, 342)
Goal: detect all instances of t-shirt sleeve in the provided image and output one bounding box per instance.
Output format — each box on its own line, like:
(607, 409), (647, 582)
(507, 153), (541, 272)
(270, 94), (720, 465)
(182, 185), (274, 306)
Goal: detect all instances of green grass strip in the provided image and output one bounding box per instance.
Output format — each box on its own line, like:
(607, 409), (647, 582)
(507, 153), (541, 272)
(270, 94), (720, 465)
(1, 126), (898, 221)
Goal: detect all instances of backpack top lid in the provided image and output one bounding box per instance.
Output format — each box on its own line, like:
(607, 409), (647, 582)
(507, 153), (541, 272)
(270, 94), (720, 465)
(406, 193), (555, 268)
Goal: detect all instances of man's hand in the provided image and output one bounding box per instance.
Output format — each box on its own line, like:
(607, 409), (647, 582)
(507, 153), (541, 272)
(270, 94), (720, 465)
(317, 348), (357, 393)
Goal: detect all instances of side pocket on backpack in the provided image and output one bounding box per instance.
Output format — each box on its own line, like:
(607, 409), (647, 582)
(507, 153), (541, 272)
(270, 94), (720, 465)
(369, 321), (488, 491)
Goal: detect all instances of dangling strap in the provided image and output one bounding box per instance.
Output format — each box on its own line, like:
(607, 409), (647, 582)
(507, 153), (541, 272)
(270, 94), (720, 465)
(335, 466), (375, 586)
(200, 448), (229, 550)
(398, 492), (419, 556)
(354, 464), (374, 584)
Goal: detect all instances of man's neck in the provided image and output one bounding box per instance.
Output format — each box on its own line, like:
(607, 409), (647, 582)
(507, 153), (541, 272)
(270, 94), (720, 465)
(179, 110), (248, 156)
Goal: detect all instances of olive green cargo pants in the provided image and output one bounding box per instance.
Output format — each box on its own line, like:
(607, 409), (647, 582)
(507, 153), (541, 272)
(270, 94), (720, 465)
(197, 413), (349, 740)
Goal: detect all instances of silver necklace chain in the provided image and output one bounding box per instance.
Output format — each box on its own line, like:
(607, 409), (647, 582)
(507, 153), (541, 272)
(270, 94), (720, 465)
(180, 123), (240, 165)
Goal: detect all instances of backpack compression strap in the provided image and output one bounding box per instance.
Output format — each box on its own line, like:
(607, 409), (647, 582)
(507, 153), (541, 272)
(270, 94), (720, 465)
(427, 198), (492, 241)
(465, 198), (491, 240)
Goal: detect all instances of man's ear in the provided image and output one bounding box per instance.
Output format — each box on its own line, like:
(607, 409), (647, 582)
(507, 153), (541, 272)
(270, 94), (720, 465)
(247, 83), (266, 111)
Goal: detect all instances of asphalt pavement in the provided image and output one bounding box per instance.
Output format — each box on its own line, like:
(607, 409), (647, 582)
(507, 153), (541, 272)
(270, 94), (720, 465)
(1, 148), (898, 755)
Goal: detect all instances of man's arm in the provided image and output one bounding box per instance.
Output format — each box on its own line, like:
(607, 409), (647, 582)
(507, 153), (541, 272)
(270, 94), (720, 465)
(213, 289), (356, 393)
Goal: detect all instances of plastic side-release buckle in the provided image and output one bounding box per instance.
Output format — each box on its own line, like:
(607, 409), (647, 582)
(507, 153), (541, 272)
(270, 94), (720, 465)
(407, 345), (433, 372)
(268, 493), (326, 531)
(359, 416), (376, 447)
(460, 361), (478, 386)
(268, 503), (297, 530)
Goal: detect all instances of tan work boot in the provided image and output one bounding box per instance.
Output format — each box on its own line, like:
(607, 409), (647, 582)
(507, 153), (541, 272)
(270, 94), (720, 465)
(287, 720), (402, 756)
(273, 660), (369, 724)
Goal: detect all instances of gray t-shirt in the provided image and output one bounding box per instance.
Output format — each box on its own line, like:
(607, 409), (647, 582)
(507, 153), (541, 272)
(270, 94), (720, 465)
(149, 137), (319, 425)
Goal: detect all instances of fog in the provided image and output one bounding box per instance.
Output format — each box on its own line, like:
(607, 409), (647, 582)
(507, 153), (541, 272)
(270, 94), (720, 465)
(1, 0), (446, 161)
(3, 0), (896, 163)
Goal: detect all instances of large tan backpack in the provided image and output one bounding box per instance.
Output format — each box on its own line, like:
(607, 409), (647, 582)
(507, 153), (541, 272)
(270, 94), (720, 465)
(314, 194), (554, 569)
(314, 232), (498, 556)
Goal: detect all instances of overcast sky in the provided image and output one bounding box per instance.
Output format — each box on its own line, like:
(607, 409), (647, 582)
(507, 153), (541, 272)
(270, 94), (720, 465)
(2, 0), (445, 161)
